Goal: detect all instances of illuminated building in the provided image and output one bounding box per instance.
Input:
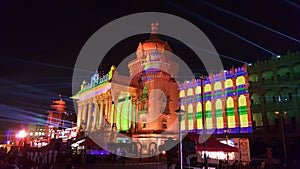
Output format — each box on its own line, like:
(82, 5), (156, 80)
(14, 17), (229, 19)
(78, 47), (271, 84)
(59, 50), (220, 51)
(72, 23), (252, 154)
(179, 65), (252, 134)
(248, 52), (300, 162)
(47, 96), (67, 129)
(47, 96), (77, 141)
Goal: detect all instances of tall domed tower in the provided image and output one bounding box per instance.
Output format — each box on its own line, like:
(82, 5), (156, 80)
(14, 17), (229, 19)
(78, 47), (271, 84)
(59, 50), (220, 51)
(47, 95), (67, 129)
(128, 23), (180, 133)
(128, 22), (178, 77)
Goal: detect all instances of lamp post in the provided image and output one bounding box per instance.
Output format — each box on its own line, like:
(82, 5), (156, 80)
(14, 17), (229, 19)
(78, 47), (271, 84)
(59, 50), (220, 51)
(275, 111), (287, 168)
(175, 108), (185, 169)
(200, 77), (208, 169)
(224, 127), (229, 162)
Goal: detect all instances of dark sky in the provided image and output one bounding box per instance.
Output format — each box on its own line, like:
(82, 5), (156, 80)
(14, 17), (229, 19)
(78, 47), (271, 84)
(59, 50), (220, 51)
(0, 0), (299, 136)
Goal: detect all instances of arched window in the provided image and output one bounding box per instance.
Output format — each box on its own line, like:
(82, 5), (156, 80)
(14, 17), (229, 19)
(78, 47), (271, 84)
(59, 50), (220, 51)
(293, 63), (300, 74)
(264, 90), (276, 103)
(252, 113), (263, 127)
(262, 70), (273, 80)
(214, 82), (222, 91)
(236, 76), (246, 86)
(205, 101), (213, 129)
(196, 102), (203, 129)
(279, 88), (292, 102)
(249, 74), (258, 83)
(195, 86), (201, 95)
(204, 84), (211, 92)
(250, 93), (261, 105)
(215, 99), (224, 129)
(214, 82), (222, 97)
(238, 95), (249, 128)
(226, 97), (236, 129)
(187, 88), (194, 102)
(277, 66), (290, 80)
(180, 90), (185, 98)
(225, 79), (233, 88)
(187, 88), (193, 96)
(225, 79), (234, 95)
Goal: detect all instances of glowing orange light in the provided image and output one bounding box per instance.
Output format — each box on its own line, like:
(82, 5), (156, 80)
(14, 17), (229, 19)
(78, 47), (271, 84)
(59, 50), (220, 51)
(275, 111), (280, 115)
(16, 130), (27, 138)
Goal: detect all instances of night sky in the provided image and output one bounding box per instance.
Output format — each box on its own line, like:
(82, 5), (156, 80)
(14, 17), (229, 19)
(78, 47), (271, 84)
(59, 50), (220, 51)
(0, 0), (299, 138)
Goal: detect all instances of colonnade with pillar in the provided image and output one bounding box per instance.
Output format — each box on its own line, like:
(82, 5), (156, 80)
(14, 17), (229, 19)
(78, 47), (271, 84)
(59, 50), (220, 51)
(76, 91), (114, 132)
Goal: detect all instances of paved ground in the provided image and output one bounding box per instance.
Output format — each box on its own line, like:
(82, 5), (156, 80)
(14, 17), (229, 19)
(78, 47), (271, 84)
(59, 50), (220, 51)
(54, 161), (168, 169)
(54, 157), (170, 169)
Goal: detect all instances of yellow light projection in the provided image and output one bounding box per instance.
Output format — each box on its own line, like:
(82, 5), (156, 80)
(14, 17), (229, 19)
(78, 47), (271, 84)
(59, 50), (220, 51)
(205, 101), (213, 129)
(204, 84), (211, 92)
(196, 102), (203, 129)
(215, 99), (224, 129)
(110, 103), (114, 125)
(238, 95), (249, 128)
(180, 90), (185, 97)
(214, 81), (222, 90)
(187, 88), (193, 96)
(180, 90), (185, 103)
(236, 76), (245, 85)
(195, 86), (201, 95)
(225, 79), (233, 88)
(188, 104), (194, 130)
(226, 97), (236, 128)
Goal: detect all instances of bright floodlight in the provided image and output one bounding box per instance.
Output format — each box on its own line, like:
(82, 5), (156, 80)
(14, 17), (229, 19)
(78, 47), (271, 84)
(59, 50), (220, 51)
(276, 55), (281, 58)
(16, 130), (27, 138)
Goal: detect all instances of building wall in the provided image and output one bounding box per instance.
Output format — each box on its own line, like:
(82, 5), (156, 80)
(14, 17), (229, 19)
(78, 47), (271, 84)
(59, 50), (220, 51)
(248, 51), (300, 159)
(179, 65), (252, 135)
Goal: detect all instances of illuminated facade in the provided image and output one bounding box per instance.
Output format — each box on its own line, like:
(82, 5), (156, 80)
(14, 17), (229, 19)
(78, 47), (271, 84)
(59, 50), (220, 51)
(179, 65), (252, 134)
(47, 97), (67, 129)
(72, 24), (180, 151)
(248, 52), (300, 160)
(46, 97), (77, 141)
(72, 23), (252, 154)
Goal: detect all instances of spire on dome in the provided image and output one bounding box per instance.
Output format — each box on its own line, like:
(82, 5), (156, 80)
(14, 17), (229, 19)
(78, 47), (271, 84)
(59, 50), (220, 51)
(151, 22), (159, 35)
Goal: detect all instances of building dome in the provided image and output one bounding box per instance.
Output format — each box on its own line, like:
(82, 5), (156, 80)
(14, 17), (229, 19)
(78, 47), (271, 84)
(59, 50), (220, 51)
(136, 22), (172, 59)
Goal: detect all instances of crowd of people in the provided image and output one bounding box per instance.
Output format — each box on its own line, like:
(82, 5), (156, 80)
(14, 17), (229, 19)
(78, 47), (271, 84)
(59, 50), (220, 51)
(0, 145), (74, 169)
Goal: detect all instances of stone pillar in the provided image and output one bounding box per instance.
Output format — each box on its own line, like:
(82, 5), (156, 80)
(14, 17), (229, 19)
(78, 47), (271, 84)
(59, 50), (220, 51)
(135, 100), (139, 133)
(104, 96), (109, 121)
(81, 101), (88, 130)
(76, 101), (83, 130)
(233, 95), (239, 132)
(113, 93), (119, 130)
(107, 96), (112, 125)
(99, 98), (104, 128)
(86, 99), (93, 132)
(92, 98), (99, 131)
(131, 100), (136, 130)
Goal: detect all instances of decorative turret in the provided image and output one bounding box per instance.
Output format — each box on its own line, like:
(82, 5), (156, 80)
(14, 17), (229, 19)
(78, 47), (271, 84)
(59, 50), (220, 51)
(128, 22), (174, 77)
(50, 94), (66, 113)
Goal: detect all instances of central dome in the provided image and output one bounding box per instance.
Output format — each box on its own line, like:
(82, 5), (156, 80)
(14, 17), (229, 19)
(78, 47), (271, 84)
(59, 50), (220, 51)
(136, 22), (172, 59)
